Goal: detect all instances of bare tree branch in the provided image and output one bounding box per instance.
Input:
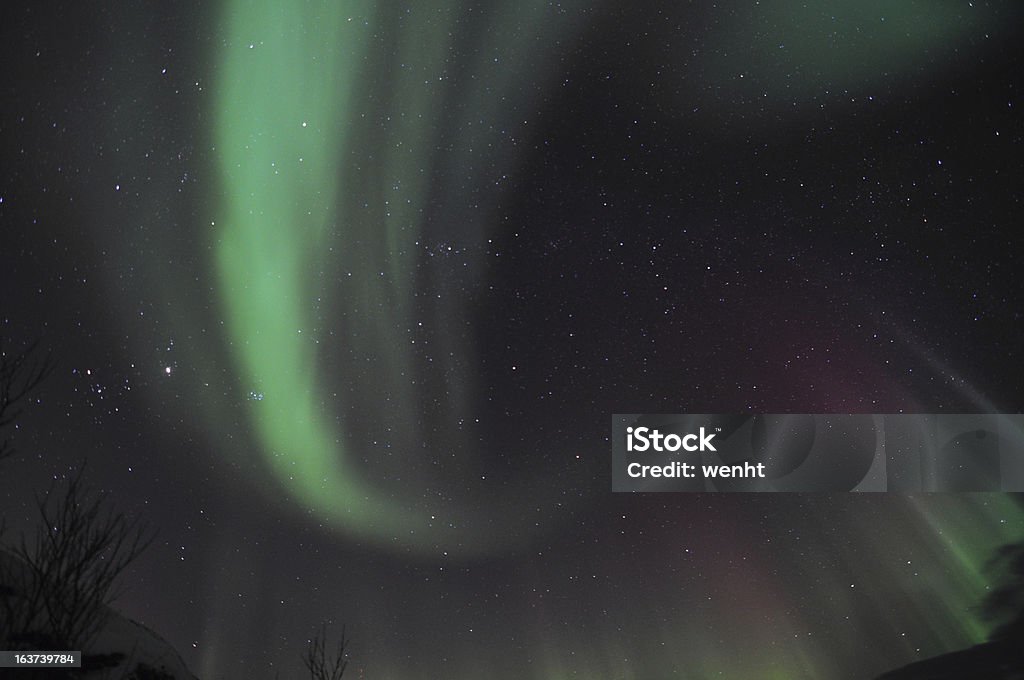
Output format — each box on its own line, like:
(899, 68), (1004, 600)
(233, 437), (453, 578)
(3, 467), (154, 651)
(302, 624), (348, 680)
(0, 338), (54, 462)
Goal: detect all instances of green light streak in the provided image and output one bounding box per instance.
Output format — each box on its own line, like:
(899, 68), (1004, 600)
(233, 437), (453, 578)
(211, 0), (576, 555)
(908, 494), (1023, 644)
(693, 0), (1011, 118)
(213, 0), (418, 541)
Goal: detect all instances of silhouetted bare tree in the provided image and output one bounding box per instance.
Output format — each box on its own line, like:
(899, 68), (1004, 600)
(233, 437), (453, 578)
(983, 540), (1024, 642)
(0, 337), (55, 647)
(1, 340), (161, 676)
(1, 468), (154, 652)
(302, 624), (348, 680)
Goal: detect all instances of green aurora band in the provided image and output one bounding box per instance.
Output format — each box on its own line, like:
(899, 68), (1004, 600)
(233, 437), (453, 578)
(209, 0), (1023, 533)
(201, 2), (1024, 675)
(214, 0), (396, 541)
(212, 0), (574, 555)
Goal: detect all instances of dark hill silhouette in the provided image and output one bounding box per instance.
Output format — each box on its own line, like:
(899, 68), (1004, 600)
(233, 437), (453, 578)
(875, 639), (1021, 679)
(875, 541), (1024, 680)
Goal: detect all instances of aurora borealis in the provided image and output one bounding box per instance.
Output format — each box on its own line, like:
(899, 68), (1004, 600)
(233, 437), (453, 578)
(210, 0), (573, 553)
(2, 0), (1024, 678)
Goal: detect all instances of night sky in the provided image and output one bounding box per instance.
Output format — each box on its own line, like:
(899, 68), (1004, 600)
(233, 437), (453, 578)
(2, 1), (1024, 678)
